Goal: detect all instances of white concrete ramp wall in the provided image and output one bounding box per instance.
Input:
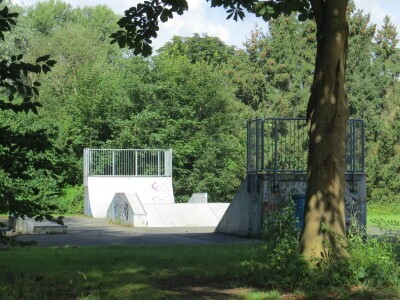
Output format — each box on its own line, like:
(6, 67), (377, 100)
(216, 175), (263, 237)
(105, 193), (229, 227)
(85, 176), (174, 218)
(143, 203), (229, 227)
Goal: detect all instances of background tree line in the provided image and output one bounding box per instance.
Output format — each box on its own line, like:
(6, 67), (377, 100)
(1, 0), (399, 212)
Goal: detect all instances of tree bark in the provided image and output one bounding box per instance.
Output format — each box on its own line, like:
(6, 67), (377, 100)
(301, 0), (350, 260)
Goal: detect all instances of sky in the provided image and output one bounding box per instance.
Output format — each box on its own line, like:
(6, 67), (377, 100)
(12, 0), (400, 50)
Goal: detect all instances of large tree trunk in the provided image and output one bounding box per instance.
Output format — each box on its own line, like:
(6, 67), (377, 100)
(301, 0), (350, 260)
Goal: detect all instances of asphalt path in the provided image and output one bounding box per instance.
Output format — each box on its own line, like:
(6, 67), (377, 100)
(8, 217), (398, 248)
(14, 216), (256, 247)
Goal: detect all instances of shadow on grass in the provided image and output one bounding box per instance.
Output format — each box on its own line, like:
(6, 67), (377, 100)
(0, 240), (399, 299)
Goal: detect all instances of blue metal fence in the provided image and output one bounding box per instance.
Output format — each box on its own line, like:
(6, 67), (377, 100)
(247, 118), (365, 175)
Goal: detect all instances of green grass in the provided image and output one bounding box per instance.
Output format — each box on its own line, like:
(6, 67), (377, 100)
(0, 244), (258, 299)
(368, 203), (400, 230)
(1, 242), (399, 299)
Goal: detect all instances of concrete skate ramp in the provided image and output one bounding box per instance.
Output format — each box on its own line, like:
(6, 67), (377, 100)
(216, 175), (263, 237)
(107, 193), (148, 227)
(86, 176), (174, 218)
(143, 203), (229, 227)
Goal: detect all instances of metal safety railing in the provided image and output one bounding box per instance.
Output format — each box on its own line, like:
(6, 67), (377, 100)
(247, 118), (365, 175)
(83, 148), (172, 186)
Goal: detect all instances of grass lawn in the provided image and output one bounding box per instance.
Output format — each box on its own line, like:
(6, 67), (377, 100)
(0, 244), (266, 299)
(367, 203), (400, 230)
(1, 243), (399, 299)
(368, 213), (400, 230)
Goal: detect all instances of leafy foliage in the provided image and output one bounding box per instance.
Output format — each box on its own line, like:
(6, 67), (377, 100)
(158, 33), (236, 65)
(111, 0), (314, 56)
(0, 0), (64, 228)
(110, 0), (189, 55)
(235, 203), (400, 296)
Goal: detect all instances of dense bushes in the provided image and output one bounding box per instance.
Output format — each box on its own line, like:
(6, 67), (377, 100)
(238, 206), (400, 297)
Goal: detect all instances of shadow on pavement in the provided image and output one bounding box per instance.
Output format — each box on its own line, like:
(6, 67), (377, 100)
(14, 216), (258, 247)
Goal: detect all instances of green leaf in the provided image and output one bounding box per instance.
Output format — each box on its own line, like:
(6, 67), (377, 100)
(358, 267), (366, 279)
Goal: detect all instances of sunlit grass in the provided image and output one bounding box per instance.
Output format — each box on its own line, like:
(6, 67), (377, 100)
(368, 203), (400, 230)
(244, 290), (281, 300)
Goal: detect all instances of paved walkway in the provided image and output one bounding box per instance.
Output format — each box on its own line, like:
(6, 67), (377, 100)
(7, 217), (398, 247)
(15, 216), (256, 247)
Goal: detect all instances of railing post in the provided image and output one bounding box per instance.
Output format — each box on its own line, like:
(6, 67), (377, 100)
(350, 119), (356, 191)
(135, 150), (138, 176)
(112, 150), (115, 176)
(255, 119), (259, 172)
(83, 148), (88, 186)
(361, 120), (365, 172)
(274, 118), (278, 189)
(247, 120), (250, 174)
(261, 119), (265, 173)
(89, 148), (93, 177)
(164, 149), (172, 177)
(158, 151), (161, 176)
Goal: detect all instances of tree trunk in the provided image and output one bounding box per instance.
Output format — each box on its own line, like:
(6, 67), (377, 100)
(301, 0), (350, 260)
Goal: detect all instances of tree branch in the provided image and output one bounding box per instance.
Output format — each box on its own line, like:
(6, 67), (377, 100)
(310, 0), (324, 29)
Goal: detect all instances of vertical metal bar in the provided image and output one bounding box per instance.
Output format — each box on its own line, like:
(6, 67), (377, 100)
(255, 120), (259, 172)
(261, 120), (265, 172)
(166, 149), (172, 176)
(83, 148), (87, 185)
(112, 150), (115, 175)
(140, 150), (142, 175)
(361, 120), (365, 172)
(135, 150), (138, 176)
(274, 118), (278, 184)
(350, 119), (355, 190)
(164, 150), (167, 176)
(90, 149), (93, 176)
(158, 151), (161, 176)
(247, 120), (250, 173)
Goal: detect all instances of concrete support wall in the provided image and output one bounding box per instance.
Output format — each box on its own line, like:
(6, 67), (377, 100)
(216, 175), (263, 237)
(262, 173), (367, 228)
(216, 173), (366, 237)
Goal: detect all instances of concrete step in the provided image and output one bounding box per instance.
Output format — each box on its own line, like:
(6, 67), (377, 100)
(9, 217), (68, 235)
(33, 224), (68, 234)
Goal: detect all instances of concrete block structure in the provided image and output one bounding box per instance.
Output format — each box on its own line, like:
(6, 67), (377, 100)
(8, 217), (68, 234)
(216, 118), (367, 237)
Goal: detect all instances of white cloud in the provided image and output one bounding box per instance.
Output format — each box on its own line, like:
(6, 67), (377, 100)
(208, 24), (231, 42)
(354, 0), (400, 34)
(163, 16), (185, 35)
(187, 0), (205, 12)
